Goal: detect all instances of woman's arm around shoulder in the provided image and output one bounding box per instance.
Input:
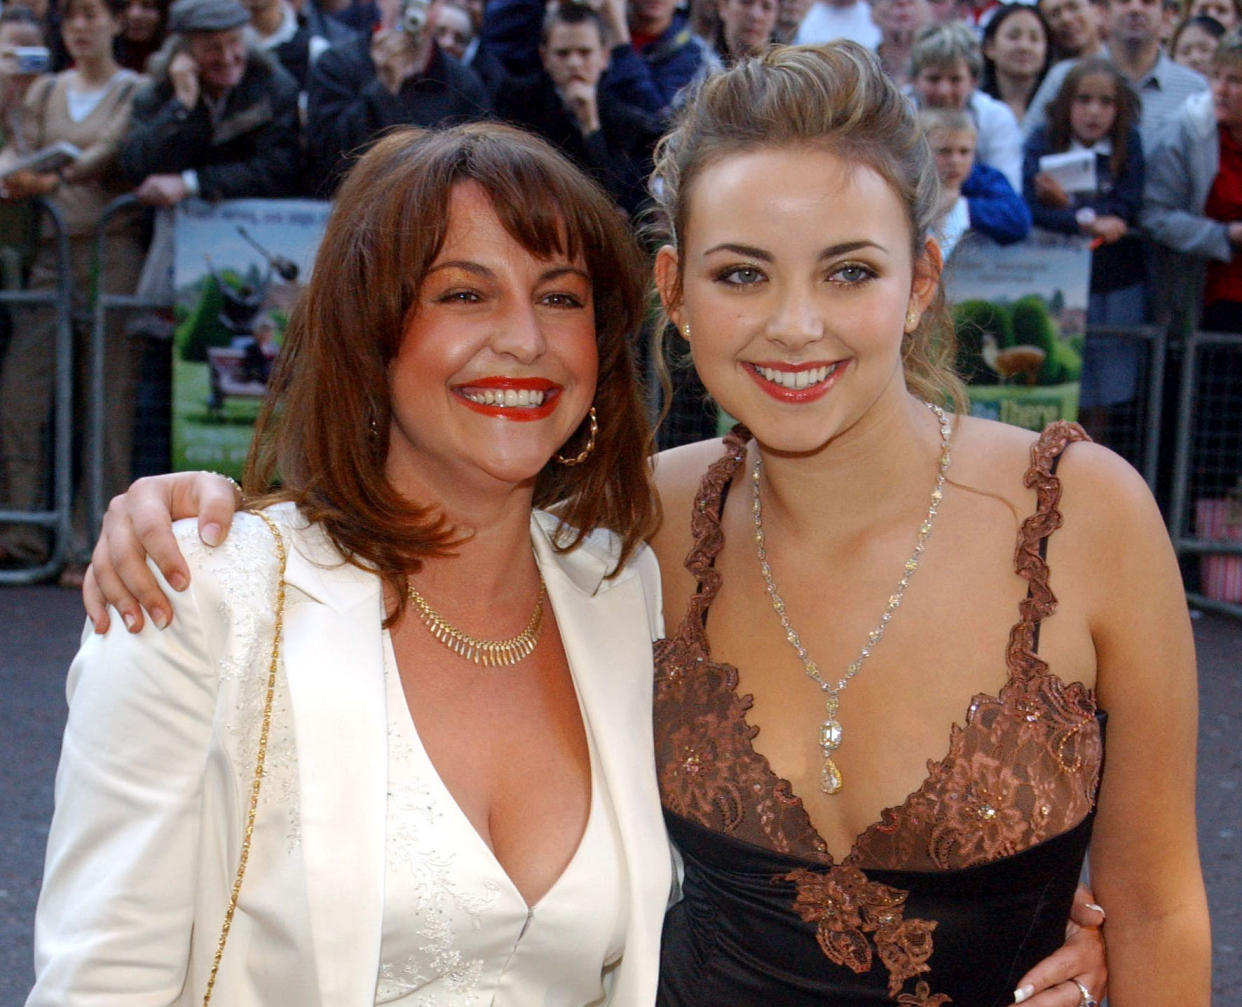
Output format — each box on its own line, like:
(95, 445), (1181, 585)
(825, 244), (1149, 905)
(29, 514), (282, 1006)
(1056, 442), (1211, 1006)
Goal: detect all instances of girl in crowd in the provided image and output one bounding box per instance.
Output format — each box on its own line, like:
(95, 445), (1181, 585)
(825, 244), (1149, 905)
(981, 2), (1053, 123)
(1023, 57), (1146, 440)
(80, 47), (1151, 1007)
(1171, 13), (1226, 76)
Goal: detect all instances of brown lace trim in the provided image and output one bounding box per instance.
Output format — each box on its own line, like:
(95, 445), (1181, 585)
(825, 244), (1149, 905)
(782, 865), (942, 999)
(1006, 421), (1092, 682)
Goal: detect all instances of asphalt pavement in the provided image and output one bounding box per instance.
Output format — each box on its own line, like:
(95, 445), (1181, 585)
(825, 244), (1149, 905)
(1, 585), (1239, 1005)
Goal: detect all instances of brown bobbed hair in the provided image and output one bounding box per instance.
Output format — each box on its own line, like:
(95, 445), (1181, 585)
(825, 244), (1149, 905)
(649, 42), (967, 412)
(246, 123), (659, 620)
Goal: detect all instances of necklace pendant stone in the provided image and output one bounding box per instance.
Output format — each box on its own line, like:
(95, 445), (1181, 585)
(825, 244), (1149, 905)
(821, 757), (843, 795)
(819, 718), (842, 753)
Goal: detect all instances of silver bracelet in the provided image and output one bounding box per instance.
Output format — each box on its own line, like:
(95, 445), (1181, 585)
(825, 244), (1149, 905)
(201, 470), (243, 497)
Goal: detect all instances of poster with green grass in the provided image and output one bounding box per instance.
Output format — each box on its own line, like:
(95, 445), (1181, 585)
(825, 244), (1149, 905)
(171, 199), (331, 478)
(944, 229), (1090, 431)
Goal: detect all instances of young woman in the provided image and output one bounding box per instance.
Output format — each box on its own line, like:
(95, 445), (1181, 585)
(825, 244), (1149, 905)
(981, 2), (1053, 123)
(1171, 13), (1226, 76)
(645, 44), (1205, 1006)
(80, 49), (1128, 1007)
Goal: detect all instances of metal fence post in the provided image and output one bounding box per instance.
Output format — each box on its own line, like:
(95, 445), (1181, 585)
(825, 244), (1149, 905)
(0, 199), (75, 585)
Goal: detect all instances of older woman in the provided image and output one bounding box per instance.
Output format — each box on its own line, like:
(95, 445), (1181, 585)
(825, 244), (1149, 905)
(27, 123), (673, 1005)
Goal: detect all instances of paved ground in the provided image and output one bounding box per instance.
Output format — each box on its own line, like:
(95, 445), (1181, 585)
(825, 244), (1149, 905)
(1, 585), (1239, 1005)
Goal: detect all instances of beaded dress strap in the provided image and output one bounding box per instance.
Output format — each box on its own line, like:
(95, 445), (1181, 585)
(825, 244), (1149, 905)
(679, 427), (752, 637)
(1004, 421), (1091, 680)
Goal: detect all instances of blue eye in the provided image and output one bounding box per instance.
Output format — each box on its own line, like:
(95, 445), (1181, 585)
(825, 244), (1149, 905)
(716, 265), (765, 286)
(831, 263), (876, 284)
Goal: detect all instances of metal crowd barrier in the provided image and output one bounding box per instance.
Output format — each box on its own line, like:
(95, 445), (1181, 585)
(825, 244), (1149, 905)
(1077, 324), (1166, 492)
(87, 195), (169, 540)
(1168, 329), (1242, 618)
(0, 199), (74, 585)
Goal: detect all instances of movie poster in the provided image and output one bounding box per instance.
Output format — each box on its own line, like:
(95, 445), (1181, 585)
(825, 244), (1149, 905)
(171, 199), (331, 477)
(944, 229), (1092, 431)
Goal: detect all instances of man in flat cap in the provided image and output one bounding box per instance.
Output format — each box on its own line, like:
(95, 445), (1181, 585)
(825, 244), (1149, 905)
(121, 0), (301, 204)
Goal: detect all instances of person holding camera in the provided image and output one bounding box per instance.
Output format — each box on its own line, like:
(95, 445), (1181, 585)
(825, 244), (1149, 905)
(303, 0), (488, 194)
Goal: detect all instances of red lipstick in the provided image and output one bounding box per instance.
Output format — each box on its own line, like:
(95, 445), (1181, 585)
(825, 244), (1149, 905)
(744, 360), (846, 404)
(453, 377), (561, 421)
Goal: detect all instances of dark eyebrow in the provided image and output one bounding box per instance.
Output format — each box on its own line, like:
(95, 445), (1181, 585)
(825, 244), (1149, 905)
(425, 262), (591, 283)
(702, 240), (888, 260)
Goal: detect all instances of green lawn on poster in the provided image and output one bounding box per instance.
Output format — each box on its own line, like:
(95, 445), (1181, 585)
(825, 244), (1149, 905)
(171, 357), (262, 478)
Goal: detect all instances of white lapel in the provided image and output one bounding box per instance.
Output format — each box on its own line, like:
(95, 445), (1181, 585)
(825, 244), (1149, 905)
(275, 509), (388, 1007)
(530, 513), (670, 1004)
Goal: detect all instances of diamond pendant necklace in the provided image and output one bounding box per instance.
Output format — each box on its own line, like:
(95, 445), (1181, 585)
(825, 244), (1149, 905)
(751, 401), (953, 795)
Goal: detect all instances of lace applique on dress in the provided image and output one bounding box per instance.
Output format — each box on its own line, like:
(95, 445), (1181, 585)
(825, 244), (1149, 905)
(376, 653), (499, 1005)
(180, 515), (302, 851)
(653, 422), (1103, 1002)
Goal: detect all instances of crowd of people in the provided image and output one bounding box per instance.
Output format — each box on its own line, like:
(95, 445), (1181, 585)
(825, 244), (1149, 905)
(1, 0), (1240, 569)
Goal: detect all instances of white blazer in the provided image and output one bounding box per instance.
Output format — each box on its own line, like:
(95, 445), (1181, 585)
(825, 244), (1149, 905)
(28, 504), (673, 1007)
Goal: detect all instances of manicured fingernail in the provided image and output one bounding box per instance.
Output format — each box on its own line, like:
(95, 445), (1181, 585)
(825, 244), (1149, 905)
(1013, 985), (1034, 1004)
(202, 522), (222, 547)
(169, 571), (188, 591)
(1085, 902), (1105, 917)
(123, 612), (138, 632)
(152, 608), (169, 630)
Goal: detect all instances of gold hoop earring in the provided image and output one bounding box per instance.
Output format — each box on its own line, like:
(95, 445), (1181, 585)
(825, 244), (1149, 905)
(554, 406), (597, 466)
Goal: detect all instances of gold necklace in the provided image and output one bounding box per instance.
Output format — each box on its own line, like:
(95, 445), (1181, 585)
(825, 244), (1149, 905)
(751, 401), (953, 795)
(407, 573), (546, 667)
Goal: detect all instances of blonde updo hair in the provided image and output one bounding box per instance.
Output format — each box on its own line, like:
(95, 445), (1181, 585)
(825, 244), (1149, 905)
(650, 42), (965, 411)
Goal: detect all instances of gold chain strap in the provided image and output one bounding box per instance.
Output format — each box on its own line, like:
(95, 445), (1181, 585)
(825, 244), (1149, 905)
(202, 510), (288, 1006)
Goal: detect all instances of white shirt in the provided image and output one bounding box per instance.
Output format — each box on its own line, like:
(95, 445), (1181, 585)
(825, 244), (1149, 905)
(377, 635), (629, 1005)
(794, 0), (881, 47)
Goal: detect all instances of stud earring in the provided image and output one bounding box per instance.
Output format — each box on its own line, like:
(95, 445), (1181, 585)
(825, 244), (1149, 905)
(905, 309), (918, 331)
(682, 323), (691, 339)
(554, 407), (598, 466)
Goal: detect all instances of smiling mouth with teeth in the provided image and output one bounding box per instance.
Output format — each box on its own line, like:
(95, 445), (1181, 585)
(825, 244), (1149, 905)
(461, 388), (548, 407)
(752, 363), (841, 390)
(454, 380), (561, 420)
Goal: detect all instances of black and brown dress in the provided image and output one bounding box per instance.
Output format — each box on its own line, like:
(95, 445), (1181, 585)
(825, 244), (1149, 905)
(653, 423), (1104, 1006)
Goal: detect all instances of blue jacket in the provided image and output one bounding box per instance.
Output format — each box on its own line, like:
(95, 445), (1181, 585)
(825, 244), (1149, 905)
(962, 161), (1032, 245)
(602, 13), (718, 117)
(1023, 124), (1146, 291)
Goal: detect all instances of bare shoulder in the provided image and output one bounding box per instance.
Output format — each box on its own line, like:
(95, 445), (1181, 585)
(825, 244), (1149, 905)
(650, 438), (730, 549)
(649, 436), (732, 611)
(957, 414), (1177, 628)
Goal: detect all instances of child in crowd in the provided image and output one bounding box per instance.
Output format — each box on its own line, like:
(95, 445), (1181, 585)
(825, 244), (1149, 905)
(1023, 57), (1145, 432)
(920, 106), (1031, 262)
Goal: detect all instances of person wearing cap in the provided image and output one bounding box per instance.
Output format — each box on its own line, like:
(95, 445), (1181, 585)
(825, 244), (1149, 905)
(120, 0), (300, 205)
